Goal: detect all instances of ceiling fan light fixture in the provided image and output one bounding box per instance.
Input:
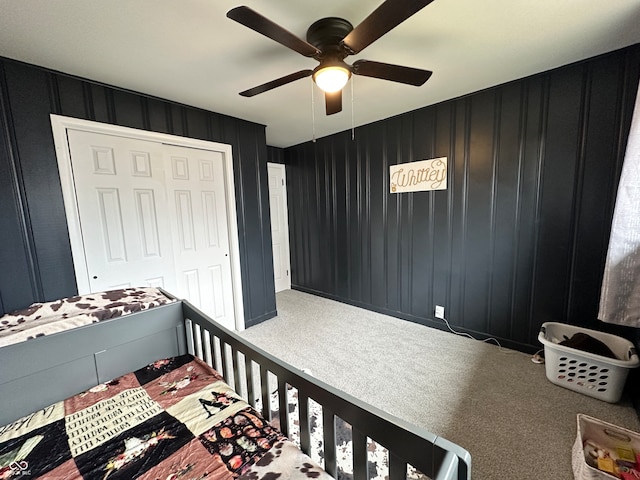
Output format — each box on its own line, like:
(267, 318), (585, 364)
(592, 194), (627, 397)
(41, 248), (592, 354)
(313, 65), (351, 93)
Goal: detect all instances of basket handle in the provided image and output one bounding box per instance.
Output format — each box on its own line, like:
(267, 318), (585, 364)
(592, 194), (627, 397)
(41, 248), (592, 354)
(605, 428), (632, 443)
(540, 325), (546, 336)
(630, 347), (637, 359)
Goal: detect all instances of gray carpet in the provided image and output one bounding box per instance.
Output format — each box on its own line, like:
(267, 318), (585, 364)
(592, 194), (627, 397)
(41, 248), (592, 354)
(240, 289), (640, 480)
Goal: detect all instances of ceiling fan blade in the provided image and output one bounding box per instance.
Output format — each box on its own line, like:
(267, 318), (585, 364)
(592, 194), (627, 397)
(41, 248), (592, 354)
(352, 60), (432, 86)
(239, 70), (313, 97)
(341, 0), (435, 55)
(325, 91), (342, 115)
(227, 6), (320, 58)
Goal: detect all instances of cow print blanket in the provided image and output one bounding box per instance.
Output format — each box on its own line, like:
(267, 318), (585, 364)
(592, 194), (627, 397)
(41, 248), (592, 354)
(0, 287), (174, 347)
(0, 354), (330, 480)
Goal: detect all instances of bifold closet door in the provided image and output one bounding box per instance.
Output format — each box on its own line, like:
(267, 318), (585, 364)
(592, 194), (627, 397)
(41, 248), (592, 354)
(66, 129), (235, 329)
(67, 129), (177, 293)
(163, 144), (235, 329)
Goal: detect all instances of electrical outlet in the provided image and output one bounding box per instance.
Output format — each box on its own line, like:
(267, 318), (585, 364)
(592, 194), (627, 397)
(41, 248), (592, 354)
(435, 305), (445, 319)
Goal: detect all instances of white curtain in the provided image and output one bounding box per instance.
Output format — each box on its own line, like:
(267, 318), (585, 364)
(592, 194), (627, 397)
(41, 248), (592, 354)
(599, 79), (640, 327)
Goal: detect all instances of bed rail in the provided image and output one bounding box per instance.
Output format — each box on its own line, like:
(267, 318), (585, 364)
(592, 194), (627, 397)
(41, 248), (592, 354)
(181, 301), (471, 480)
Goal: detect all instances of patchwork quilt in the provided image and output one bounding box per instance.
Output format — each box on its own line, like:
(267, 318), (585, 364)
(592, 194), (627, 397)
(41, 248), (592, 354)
(0, 288), (174, 347)
(0, 354), (330, 480)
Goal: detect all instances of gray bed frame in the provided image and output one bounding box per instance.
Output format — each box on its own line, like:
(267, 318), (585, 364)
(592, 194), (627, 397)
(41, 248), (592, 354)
(0, 295), (471, 480)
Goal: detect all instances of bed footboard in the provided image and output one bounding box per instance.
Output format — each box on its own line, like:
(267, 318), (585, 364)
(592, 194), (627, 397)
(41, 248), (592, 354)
(0, 301), (186, 426)
(181, 301), (471, 480)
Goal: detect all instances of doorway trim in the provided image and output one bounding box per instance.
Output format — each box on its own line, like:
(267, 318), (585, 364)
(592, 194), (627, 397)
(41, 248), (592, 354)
(50, 114), (246, 330)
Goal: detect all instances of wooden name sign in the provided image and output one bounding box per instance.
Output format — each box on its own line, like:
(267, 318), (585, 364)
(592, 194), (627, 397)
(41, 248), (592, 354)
(390, 157), (447, 193)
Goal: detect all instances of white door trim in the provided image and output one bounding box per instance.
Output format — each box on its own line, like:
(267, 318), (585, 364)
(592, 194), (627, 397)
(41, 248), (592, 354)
(50, 114), (246, 330)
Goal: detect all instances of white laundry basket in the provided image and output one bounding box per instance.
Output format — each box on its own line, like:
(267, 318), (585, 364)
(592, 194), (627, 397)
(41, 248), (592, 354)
(538, 322), (639, 403)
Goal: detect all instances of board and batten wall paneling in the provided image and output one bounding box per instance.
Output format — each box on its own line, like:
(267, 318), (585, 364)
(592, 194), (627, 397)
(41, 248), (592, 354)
(0, 57), (276, 326)
(267, 146), (286, 165)
(0, 73), (37, 313)
(284, 44), (640, 351)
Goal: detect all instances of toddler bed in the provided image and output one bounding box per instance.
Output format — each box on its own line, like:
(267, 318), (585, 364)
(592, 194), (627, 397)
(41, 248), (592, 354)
(0, 288), (471, 480)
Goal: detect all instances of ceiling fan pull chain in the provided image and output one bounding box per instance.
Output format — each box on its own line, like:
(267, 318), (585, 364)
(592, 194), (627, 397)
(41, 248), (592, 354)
(311, 81), (317, 143)
(351, 76), (355, 141)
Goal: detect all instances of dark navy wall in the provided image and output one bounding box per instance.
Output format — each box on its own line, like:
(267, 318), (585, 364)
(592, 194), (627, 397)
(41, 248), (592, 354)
(0, 58), (276, 326)
(284, 45), (640, 351)
(267, 146), (286, 165)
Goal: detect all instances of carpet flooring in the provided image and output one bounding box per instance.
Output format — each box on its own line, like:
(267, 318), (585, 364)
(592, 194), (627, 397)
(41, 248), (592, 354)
(240, 289), (640, 480)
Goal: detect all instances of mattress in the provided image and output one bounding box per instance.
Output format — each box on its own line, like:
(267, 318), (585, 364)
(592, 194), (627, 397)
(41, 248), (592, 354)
(0, 287), (174, 347)
(0, 353), (330, 480)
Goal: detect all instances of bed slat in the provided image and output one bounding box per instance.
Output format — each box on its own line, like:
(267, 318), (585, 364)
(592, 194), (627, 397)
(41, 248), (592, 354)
(352, 428), (368, 480)
(212, 336), (222, 373)
(260, 365), (272, 421)
(322, 406), (337, 477)
(232, 346), (242, 394)
(277, 380), (289, 438)
(389, 452), (406, 480)
(221, 342), (230, 383)
(202, 330), (212, 367)
(298, 393), (311, 456)
(185, 318), (195, 353)
(245, 357), (256, 406)
(207, 334), (216, 370)
(194, 324), (203, 359)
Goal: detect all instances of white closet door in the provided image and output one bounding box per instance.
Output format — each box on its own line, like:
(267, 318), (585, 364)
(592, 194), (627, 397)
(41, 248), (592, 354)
(66, 130), (235, 329)
(164, 144), (235, 329)
(67, 129), (177, 292)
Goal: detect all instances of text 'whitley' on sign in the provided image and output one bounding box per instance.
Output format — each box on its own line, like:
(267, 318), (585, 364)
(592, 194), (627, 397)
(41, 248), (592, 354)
(390, 157), (447, 193)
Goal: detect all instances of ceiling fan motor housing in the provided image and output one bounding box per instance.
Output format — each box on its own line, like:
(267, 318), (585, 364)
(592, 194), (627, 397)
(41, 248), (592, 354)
(306, 17), (353, 56)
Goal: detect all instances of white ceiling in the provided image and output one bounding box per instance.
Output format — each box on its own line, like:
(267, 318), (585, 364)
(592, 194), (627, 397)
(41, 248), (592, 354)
(1, 1), (639, 148)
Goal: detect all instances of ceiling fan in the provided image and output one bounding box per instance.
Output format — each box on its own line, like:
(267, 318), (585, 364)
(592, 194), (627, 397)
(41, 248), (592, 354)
(227, 0), (435, 115)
